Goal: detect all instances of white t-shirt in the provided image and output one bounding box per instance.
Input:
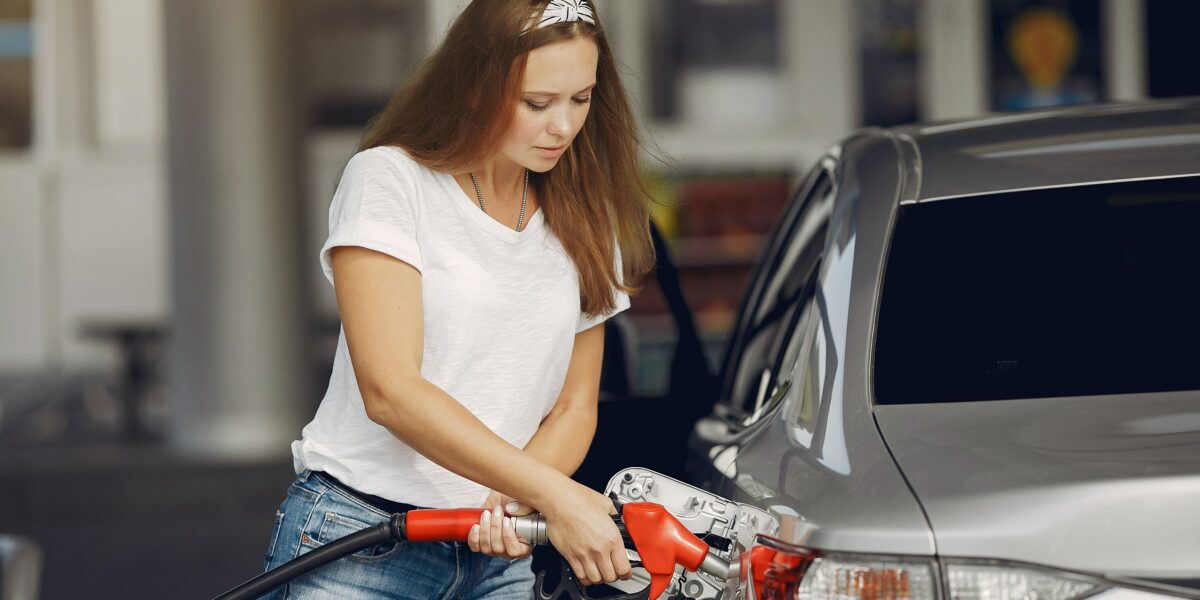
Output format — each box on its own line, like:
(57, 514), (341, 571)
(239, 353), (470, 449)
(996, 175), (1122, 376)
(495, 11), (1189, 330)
(291, 145), (629, 508)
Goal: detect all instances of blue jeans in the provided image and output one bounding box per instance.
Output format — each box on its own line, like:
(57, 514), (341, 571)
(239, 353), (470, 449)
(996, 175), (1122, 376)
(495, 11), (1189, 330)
(261, 470), (534, 599)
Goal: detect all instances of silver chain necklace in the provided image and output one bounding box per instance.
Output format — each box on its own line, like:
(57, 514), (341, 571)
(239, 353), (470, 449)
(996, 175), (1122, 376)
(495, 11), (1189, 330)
(470, 169), (530, 232)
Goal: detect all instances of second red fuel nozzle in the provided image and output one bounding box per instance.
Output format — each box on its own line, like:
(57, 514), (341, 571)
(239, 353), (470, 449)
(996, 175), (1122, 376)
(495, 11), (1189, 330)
(400, 502), (732, 600)
(620, 502), (732, 599)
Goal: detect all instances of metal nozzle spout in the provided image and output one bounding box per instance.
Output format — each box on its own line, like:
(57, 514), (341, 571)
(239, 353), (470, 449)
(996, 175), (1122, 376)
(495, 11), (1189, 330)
(511, 513), (549, 546)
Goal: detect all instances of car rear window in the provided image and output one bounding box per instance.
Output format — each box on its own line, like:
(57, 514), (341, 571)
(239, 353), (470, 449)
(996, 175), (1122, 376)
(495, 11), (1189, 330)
(874, 175), (1200, 404)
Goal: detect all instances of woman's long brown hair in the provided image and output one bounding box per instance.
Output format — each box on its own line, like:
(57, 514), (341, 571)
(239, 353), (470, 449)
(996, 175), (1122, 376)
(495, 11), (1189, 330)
(358, 0), (654, 316)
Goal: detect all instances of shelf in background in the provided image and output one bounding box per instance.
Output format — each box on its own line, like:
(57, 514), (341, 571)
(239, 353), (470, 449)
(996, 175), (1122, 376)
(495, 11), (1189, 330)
(669, 233), (765, 267)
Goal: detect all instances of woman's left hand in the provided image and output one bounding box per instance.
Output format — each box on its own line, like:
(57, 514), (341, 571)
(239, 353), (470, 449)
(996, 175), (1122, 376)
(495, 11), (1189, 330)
(468, 491), (534, 559)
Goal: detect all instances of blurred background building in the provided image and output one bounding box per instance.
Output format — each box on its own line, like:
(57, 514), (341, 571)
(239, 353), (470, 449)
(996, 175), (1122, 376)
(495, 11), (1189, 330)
(0, 0), (1195, 598)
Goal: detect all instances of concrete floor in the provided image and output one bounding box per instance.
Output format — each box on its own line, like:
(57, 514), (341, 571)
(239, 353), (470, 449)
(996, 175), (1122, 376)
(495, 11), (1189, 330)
(0, 444), (294, 600)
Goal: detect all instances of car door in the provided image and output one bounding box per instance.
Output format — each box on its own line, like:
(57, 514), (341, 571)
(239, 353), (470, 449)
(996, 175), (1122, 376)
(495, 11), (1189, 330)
(686, 158), (839, 492)
(573, 220), (720, 491)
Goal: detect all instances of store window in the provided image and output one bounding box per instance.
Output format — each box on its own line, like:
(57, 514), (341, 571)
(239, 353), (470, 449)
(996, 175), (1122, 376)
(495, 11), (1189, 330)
(0, 0), (33, 149)
(646, 0), (782, 131)
(859, 0), (919, 127)
(298, 0), (426, 129)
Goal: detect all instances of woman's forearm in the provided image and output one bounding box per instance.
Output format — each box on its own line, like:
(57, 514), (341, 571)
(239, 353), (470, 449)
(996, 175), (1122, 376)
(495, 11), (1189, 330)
(364, 374), (574, 513)
(522, 402), (598, 476)
(521, 323), (605, 477)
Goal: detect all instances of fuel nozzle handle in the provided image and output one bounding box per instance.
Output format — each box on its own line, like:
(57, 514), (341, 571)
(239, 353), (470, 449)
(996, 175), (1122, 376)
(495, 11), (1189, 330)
(510, 506), (730, 599)
(620, 502), (730, 599)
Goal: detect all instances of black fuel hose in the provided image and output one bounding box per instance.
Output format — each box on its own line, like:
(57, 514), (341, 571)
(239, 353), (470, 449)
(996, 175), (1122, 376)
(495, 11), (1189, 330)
(213, 513), (406, 600)
(215, 511), (645, 600)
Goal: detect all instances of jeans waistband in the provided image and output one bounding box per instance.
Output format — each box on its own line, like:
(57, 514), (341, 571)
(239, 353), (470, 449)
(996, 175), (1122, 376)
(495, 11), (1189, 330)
(312, 471), (426, 516)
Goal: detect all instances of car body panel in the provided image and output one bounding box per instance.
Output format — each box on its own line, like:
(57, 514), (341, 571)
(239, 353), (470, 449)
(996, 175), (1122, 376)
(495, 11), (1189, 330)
(690, 133), (937, 555)
(875, 391), (1200, 579)
(898, 99), (1200, 202)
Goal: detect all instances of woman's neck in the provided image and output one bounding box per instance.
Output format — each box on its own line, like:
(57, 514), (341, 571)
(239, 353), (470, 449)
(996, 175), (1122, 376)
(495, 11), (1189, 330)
(471, 157), (527, 196)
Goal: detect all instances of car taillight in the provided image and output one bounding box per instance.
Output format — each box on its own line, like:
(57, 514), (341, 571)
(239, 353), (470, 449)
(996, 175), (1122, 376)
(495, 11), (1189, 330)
(742, 538), (1183, 600)
(944, 562), (1102, 600)
(746, 536), (938, 599)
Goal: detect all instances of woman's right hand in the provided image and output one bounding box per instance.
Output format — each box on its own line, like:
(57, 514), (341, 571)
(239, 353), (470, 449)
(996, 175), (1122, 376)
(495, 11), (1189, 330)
(543, 482), (633, 587)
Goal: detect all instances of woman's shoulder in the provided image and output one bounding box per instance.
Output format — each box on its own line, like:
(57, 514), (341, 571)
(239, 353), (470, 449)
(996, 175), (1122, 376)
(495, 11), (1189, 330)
(346, 145), (425, 178)
(340, 145), (452, 201)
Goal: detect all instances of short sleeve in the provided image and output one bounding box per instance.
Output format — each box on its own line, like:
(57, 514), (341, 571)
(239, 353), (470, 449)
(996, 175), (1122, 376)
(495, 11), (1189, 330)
(319, 147), (423, 286)
(576, 242), (631, 333)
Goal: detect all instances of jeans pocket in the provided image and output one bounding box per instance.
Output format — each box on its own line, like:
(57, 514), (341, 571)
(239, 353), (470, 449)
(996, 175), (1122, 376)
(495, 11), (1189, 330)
(302, 511), (401, 563)
(286, 481), (320, 503)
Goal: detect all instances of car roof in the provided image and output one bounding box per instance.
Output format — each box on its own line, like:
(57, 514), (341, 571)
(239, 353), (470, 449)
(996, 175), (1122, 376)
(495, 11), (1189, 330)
(890, 97), (1200, 202)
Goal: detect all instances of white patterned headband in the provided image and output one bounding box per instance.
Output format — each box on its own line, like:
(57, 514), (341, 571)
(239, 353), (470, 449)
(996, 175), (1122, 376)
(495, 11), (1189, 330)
(534, 0), (595, 29)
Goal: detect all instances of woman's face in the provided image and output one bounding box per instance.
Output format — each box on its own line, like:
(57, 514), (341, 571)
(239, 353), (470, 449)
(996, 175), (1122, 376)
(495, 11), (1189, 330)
(499, 36), (599, 173)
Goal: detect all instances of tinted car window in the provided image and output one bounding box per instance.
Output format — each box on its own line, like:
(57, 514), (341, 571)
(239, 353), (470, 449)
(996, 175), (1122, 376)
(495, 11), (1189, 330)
(778, 297), (825, 442)
(722, 168), (834, 420)
(875, 175), (1200, 404)
(740, 272), (823, 428)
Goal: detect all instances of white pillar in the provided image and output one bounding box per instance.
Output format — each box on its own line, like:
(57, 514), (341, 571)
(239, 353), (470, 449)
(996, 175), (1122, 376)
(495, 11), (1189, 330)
(425, 0), (471, 53)
(919, 0), (988, 120)
(162, 1), (308, 459)
(32, 0), (94, 161)
(602, 0), (652, 124)
(90, 0), (165, 148)
(1103, 0), (1146, 101)
(29, 0), (97, 370)
(781, 0), (860, 140)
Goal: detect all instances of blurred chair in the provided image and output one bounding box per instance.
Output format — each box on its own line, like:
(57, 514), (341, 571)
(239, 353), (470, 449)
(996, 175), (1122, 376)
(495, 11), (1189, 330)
(0, 370), (116, 445)
(79, 318), (167, 442)
(0, 535), (41, 600)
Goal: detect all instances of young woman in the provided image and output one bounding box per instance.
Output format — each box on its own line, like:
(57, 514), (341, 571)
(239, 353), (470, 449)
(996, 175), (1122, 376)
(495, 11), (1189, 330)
(260, 0), (655, 597)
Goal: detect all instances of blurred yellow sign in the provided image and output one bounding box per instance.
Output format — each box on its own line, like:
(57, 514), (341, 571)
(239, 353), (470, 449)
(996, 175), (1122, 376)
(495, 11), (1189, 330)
(1008, 7), (1079, 89)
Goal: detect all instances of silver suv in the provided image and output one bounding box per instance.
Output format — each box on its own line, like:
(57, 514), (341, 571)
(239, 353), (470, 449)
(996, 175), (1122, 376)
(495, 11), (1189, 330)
(686, 99), (1200, 599)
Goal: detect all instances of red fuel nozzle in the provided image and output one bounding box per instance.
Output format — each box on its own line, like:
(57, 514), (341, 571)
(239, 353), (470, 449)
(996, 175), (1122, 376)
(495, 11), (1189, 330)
(399, 508), (548, 545)
(402, 508), (483, 542)
(621, 502), (712, 600)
